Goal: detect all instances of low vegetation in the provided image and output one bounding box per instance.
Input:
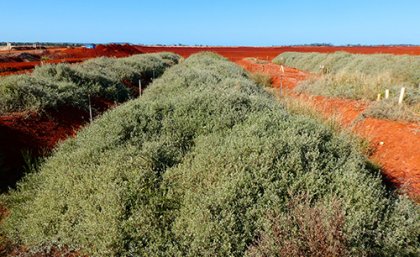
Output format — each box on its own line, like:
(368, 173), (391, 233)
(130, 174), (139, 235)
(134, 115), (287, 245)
(0, 52), (181, 115)
(250, 72), (272, 87)
(247, 195), (347, 257)
(273, 51), (420, 122)
(1, 53), (418, 256)
(278, 95), (371, 155)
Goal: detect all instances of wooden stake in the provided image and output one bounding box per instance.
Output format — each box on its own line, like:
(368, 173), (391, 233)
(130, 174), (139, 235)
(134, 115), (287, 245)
(377, 93), (381, 101)
(398, 87), (405, 104)
(385, 89), (389, 99)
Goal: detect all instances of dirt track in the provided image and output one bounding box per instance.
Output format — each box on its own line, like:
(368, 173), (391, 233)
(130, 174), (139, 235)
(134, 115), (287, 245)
(237, 58), (420, 198)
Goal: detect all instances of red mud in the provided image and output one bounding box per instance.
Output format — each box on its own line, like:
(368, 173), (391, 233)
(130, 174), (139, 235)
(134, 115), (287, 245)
(237, 58), (420, 199)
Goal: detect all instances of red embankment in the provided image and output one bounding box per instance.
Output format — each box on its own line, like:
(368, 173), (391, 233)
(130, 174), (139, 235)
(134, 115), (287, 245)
(0, 44), (143, 76)
(2, 45), (419, 76)
(136, 45), (420, 61)
(0, 97), (114, 192)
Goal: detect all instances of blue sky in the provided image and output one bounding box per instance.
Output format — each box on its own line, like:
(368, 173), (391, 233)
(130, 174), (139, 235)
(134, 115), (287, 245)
(1, 0), (419, 45)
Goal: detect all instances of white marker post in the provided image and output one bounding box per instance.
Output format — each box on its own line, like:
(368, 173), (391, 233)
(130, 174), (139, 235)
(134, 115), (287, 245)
(139, 79), (142, 97)
(385, 89), (389, 99)
(280, 65), (285, 96)
(377, 93), (381, 101)
(398, 87), (405, 104)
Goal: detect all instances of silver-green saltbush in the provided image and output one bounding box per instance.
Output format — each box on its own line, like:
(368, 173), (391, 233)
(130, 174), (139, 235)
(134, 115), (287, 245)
(0, 52), (181, 114)
(273, 51), (420, 121)
(1, 52), (418, 256)
(273, 51), (420, 84)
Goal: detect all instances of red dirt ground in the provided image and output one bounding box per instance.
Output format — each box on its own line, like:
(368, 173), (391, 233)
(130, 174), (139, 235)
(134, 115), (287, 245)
(237, 58), (420, 199)
(0, 108), (88, 191)
(2, 45), (419, 76)
(0, 58), (89, 75)
(136, 45), (420, 61)
(0, 44), (142, 76)
(0, 97), (115, 192)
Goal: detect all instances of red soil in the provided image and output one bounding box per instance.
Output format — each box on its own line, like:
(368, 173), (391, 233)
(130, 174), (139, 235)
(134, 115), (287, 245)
(0, 58), (89, 74)
(48, 44), (141, 59)
(2, 45), (419, 76)
(0, 44), (142, 76)
(237, 58), (420, 199)
(0, 108), (88, 191)
(136, 45), (420, 61)
(0, 97), (115, 192)
(0, 109), (84, 152)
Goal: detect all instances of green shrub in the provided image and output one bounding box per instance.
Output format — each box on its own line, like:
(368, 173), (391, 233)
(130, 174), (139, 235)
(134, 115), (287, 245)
(273, 51), (420, 121)
(250, 72), (272, 87)
(246, 195), (347, 257)
(273, 52), (420, 85)
(365, 100), (420, 122)
(0, 52), (181, 114)
(1, 52), (418, 256)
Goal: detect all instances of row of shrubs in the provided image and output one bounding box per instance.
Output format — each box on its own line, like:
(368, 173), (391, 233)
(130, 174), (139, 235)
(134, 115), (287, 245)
(0, 52), (181, 115)
(1, 52), (418, 256)
(273, 51), (420, 121)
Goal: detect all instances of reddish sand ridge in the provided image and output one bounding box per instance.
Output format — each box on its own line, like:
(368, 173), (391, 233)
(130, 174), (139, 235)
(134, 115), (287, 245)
(0, 108), (88, 191)
(136, 45), (420, 61)
(0, 97), (115, 192)
(237, 58), (420, 198)
(1, 45), (420, 76)
(0, 44), (142, 76)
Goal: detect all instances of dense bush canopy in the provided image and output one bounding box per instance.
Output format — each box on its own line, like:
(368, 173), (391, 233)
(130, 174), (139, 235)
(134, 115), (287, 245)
(0, 52), (181, 114)
(1, 53), (418, 256)
(273, 51), (420, 121)
(273, 51), (420, 86)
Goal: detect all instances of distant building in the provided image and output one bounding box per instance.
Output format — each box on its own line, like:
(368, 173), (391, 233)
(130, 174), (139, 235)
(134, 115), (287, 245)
(84, 44), (96, 49)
